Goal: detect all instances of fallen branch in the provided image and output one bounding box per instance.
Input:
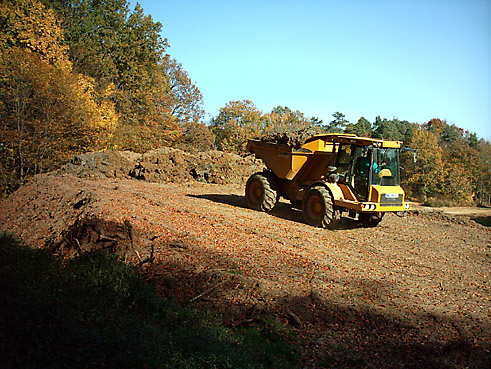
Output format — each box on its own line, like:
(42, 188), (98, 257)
(286, 307), (302, 327)
(139, 244), (155, 268)
(189, 282), (223, 303)
(72, 237), (83, 253)
(230, 316), (258, 328)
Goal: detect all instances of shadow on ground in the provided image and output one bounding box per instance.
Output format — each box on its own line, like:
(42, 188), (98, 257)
(471, 216), (491, 227)
(146, 251), (491, 369)
(187, 194), (361, 230)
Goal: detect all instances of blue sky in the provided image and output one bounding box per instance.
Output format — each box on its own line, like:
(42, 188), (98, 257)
(132, 0), (491, 140)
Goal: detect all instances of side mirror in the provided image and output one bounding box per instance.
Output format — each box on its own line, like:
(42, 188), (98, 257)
(402, 147), (417, 163)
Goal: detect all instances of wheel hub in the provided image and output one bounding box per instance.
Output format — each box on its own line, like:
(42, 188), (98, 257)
(307, 195), (323, 219)
(249, 181), (263, 203)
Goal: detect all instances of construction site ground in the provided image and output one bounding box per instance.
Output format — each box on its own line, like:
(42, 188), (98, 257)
(1, 148), (490, 368)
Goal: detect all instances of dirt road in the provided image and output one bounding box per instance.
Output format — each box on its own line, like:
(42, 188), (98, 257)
(1, 172), (490, 368)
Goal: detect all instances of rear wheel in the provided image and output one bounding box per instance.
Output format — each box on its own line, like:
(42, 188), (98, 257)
(302, 185), (334, 228)
(245, 172), (278, 212)
(359, 212), (384, 227)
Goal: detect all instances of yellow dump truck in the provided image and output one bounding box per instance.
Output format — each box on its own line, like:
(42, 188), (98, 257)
(245, 133), (411, 228)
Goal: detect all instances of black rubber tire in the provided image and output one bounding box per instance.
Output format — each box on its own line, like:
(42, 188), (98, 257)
(302, 185), (334, 228)
(290, 200), (303, 209)
(245, 172), (278, 212)
(359, 212), (384, 227)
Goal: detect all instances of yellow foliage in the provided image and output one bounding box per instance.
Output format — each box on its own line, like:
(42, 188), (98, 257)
(75, 74), (118, 149)
(0, 0), (71, 70)
(405, 127), (447, 198)
(0, 44), (119, 192)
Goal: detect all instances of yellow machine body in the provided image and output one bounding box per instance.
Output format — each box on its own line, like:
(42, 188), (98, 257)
(246, 134), (411, 215)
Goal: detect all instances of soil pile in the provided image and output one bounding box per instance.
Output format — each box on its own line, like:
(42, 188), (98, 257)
(61, 147), (261, 185)
(60, 151), (137, 179)
(0, 173), (141, 259)
(260, 127), (319, 149)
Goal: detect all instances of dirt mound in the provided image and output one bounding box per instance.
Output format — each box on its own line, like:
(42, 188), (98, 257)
(0, 173), (142, 259)
(60, 150), (136, 179)
(1, 145), (262, 263)
(61, 147), (261, 185)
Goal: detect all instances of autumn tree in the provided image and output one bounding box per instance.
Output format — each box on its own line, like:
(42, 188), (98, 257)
(437, 123), (487, 204)
(43, 0), (163, 92)
(403, 127), (446, 201)
(475, 139), (491, 205)
(424, 118), (447, 136)
(399, 117), (491, 205)
(163, 58), (205, 125)
(408, 118), (488, 204)
(0, 0), (117, 194)
(43, 0), (204, 152)
(174, 122), (216, 152)
(265, 106), (319, 134)
(51, 0), (172, 151)
(442, 141), (480, 203)
(0, 0), (69, 68)
(211, 100), (267, 155)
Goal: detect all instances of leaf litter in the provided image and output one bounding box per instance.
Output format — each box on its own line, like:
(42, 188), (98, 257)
(1, 147), (490, 368)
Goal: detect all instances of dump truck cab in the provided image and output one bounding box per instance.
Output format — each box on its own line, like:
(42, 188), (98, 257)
(325, 135), (404, 198)
(246, 133), (411, 228)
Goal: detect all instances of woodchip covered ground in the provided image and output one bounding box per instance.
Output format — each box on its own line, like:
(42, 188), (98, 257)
(1, 149), (490, 368)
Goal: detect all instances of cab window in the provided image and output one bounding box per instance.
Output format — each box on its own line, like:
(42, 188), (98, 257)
(371, 148), (400, 186)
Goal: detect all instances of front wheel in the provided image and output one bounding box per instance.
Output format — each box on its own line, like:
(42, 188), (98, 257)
(359, 212), (384, 227)
(245, 172), (278, 212)
(302, 185), (334, 228)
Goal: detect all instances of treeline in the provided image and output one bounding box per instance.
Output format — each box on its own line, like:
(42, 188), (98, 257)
(1, 1), (490, 205)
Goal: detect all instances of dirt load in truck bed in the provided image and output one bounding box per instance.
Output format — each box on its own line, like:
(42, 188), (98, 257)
(1, 148), (490, 368)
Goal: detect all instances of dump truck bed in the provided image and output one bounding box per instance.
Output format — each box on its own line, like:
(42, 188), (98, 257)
(246, 139), (334, 182)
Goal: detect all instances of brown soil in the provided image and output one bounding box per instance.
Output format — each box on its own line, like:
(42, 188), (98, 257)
(1, 148), (490, 368)
(61, 147), (261, 184)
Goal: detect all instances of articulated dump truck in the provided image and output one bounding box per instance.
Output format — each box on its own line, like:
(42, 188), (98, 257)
(245, 133), (411, 228)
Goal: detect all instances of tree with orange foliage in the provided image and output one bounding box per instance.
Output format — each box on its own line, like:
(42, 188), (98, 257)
(403, 127), (446, 201)
(43, 0), (205, 152)
(0, 0), (117, 194)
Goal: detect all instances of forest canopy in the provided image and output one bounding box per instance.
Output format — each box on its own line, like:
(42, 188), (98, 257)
(1, 0), (490, 205)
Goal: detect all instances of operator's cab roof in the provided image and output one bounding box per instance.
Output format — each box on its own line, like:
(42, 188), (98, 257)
(304, 133), (402, 148)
